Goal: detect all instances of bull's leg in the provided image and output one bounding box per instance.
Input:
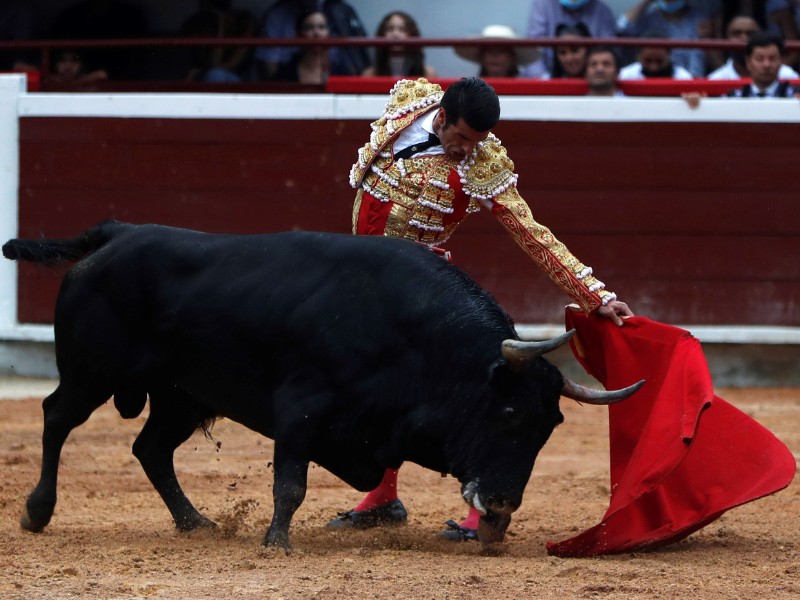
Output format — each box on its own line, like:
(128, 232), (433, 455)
(132, 390), (216, 531)
(21, 382), (109, 532)
(263, 443), (309, 552)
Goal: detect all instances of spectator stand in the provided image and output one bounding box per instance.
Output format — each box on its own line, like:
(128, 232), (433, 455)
(0, 35), (797, 95)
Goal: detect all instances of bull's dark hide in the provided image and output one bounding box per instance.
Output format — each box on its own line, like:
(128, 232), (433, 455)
(4, 222), (568, 550)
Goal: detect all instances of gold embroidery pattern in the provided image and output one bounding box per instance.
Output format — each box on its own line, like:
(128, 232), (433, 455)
(352, 188), (363, 234)
(359, 153), (461, 246)
(349, 79), (616, 311)
(492, 188), (614, 313)
(460, 134), (518, 202)
(349, 78), (443, 189)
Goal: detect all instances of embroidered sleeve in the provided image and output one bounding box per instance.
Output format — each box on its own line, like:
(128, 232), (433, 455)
(490, 187), (616, 313)
(350, 79), (444, 189)
(458, 134), (616, 312)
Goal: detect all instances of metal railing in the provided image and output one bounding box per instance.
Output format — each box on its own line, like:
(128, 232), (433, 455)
(2, 35), (798, 90)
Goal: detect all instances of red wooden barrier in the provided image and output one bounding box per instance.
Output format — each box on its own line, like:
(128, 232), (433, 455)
(16, 116), (800, 327)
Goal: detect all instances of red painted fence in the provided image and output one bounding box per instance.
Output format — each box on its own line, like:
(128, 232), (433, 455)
(16, 114), (800, 327)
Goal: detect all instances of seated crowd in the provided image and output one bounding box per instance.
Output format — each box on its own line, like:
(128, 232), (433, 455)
(3, 0), (799, 97)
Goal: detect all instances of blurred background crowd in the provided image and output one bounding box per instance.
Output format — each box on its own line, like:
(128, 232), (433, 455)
(1, 0), (798, 89)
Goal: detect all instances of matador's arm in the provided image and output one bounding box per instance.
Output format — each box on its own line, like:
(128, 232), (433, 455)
(489, 187), (616, 314)
(460, 134), (617, 314)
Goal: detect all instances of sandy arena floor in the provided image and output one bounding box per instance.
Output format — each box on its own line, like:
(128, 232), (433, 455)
(0, 381), (798, 599)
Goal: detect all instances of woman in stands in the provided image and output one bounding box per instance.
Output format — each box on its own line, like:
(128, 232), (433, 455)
(549, 22), (592, 78)
(455, 24), (538, 78)
(273, 10), (349, 84)
(361, 11), (436, 78)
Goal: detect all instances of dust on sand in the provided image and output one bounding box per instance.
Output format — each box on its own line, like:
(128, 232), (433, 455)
(1, 386), (798, 599)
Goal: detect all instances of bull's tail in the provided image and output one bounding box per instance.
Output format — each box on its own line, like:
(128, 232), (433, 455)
(2, 220), (129, 265)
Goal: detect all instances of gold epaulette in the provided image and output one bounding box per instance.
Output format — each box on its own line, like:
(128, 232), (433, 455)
(349, 78), (443, 189)
(457, 134), (519, 201)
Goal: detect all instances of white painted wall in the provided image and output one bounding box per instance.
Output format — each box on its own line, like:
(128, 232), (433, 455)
(0, 76), (24, 334)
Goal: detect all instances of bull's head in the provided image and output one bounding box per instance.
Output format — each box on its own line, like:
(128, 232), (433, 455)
(460, 329), (644, 548)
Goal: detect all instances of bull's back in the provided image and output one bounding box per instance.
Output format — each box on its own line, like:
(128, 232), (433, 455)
(56, 225), (512, 407)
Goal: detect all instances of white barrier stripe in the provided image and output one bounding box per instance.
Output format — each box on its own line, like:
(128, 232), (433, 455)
(17, 92), (800, 123)
(3, 324), (800, 345)
(515, 324), (800, 345)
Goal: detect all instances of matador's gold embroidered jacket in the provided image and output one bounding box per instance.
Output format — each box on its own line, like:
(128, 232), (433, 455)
(349, 78), (616, 313)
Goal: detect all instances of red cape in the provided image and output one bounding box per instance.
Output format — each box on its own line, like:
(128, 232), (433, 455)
(546, 309), (796, 557)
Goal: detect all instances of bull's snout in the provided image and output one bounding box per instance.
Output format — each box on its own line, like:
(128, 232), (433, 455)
(463, 480), (516, 547)
(461, 480), (520, 517)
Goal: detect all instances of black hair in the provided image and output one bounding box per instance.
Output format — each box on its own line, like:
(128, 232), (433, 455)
(746, 31), (785, 57)
(585, 45), (619, 72)
(439, 77), (500, 132)
(555, 22), (591, 38)
(722, 1), (768, 31)
(551, 22), (592, 79)
(295, 9), (327, 36)
(371, 11), (427, 76)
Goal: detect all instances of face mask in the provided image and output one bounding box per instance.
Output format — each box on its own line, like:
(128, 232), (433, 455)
(559, 0), (590, 9)
(656, 0), (686, 13)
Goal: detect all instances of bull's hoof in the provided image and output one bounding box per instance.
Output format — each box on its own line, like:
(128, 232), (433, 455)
(262, 532), (292, 555)
(20, 511), (47, 533)
(176, 513), (217, 532)
(326, 499), (408, 530)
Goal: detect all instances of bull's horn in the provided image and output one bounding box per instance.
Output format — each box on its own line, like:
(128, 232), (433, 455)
(561, 377), (645, 405)
(501, 329), (576, 368)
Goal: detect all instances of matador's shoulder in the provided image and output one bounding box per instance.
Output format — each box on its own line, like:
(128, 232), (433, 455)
(349, 78), (443, 189)
(382, 78), (443, 121)
(458, 134), (519, 201)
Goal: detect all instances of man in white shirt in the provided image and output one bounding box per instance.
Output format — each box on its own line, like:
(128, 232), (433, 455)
(725, 32), (797, 97)
(619, 40), (694, 79)
(585, 46), (625, 96)
(709, 15), (799, 79)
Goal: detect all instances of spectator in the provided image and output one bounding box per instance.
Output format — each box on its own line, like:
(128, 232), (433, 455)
(725, 31), (797, 96)
(181, 0), (258, 83)
(455, 24), (539, 77)
(617, 0), (712, 77)
(585, 45), (624, 95)
(362, 11), (436, 78)
(51, 0), (149, 80)
(549, 22), (592, 78)
(271, 9), (349, 83)
(0, 0), (38, 72)
(619, 29), (694, 78)
(708, 14), (799, 79)
(523, 0), (616, 77)
(702, 1), (799, 70)
(255, 0), (368, 80)
(48, 49), (108, 84)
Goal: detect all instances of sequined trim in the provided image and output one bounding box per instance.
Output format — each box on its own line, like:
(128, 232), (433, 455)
(359, 153), (460, 246)
(350, 78), (615, 309)
(458, 134), (519, 201)
(352, 188), (363, 234)
(492, 188), (614, 313)
(349, 78), (443, 190)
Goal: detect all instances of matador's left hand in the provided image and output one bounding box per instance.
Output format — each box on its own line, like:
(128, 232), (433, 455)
(596, 300), (634, 327)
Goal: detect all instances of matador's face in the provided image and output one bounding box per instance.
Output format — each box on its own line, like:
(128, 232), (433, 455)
(433, 109), (490, 162)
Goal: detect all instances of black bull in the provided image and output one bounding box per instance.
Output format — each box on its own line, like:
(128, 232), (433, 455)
(3, 222), (642, 550)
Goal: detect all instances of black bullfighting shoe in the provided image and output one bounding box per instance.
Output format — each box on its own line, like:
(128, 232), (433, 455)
(439, 519), (478, 542)
(326, 499), (408, 529)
